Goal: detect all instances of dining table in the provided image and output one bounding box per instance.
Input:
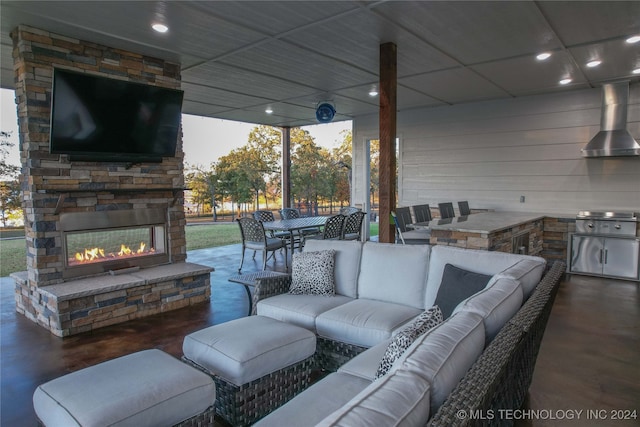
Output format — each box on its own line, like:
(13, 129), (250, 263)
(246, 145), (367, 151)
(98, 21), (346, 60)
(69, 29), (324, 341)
(262, 216), (328, 255)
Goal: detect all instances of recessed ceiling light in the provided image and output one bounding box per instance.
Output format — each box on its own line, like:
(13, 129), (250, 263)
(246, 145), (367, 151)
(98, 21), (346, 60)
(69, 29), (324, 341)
(265, 107), (273, 114)
(633, 68), (640, 75)
(536, 52), (551, 61)
(626, 35), (640, 44)
(586, 60), (602, 68)
(559, 78), (572, 85)
(152, 23), (169, 33)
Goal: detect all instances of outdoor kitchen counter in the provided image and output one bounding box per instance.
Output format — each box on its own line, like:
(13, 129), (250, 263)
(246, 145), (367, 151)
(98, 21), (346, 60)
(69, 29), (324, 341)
(413, 211), (546, 255)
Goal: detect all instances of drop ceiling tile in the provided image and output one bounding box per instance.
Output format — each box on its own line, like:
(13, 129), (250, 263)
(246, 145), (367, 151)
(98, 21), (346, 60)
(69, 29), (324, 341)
(372, 1), (562, 64)
(182, 61), (318, 101)
(180, 82), (267, 109)
(218, 39), (377, 93)
(191, 1), (362, 37)
(400, 68), (510, 104)
(538, 1), (640, 46)
(279, 9), (459, 78)
(569, 39), (640, 83)
(471, 52), (587, 96)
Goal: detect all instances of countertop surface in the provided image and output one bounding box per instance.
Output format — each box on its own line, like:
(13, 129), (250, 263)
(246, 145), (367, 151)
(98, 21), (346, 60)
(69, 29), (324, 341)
(412, 211), (547, 234)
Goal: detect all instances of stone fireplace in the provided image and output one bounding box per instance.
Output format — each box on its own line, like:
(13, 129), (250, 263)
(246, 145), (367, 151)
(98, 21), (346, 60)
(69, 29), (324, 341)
(10, 26), (213, 337)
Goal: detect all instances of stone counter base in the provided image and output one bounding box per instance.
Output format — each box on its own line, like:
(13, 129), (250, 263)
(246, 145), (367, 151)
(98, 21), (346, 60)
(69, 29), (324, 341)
(12, 263), (213, 337)
(430, 218), (544, 256)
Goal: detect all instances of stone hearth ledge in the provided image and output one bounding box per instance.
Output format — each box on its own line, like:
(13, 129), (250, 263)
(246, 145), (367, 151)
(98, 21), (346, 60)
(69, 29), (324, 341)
(14, 263), (213, 302)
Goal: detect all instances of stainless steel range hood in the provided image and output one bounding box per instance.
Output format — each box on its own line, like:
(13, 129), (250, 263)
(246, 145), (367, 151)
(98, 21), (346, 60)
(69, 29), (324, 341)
(582, 82), (640, 157)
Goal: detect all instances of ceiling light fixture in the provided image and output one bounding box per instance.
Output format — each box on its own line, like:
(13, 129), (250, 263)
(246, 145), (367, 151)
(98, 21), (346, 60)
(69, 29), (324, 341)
(632, 68), (640, 75)
(586, 60), (602, 68)
(152, 1), (169, 34)
(368, 86), (379, 97)
(152, 23), (169, 33)
(626, 35), (640, 44)
(265, 107), (273, 114)
(536, 52), (551, 61)
(559, 78), (572, 85)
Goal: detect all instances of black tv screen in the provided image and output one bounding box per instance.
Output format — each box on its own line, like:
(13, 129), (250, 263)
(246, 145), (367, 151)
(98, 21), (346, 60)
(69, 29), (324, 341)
(50, 68), (184, 163)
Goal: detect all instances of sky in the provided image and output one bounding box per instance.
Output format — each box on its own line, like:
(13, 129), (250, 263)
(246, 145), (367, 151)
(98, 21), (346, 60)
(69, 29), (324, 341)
(1, 88), (351, 168)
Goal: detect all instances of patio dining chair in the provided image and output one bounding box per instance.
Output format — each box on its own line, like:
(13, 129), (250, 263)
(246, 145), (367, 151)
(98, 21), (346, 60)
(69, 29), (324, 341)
(309, 214), (345, 240)
(253, 210), (294, 255)
(236, 217), (287, 273)
(342, 211), (366, 241)
(438, 202), (455, 219)
(412, 204), (432, 223)
(322, 214), (346, 240)
(458, 201), (471, 216)
(393, 207), (430, 245)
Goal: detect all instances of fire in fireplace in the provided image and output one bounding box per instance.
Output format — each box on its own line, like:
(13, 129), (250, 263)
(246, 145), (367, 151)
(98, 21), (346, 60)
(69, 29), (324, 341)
(60, 209), (169, 279)
(67, 228), (157, 266)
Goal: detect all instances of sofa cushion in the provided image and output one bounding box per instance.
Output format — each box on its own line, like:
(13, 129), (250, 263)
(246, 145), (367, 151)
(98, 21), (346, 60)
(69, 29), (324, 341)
(358, 242), (430, 309)
(338, 338), (393, 381)
(452, 276), (523, 343)
(425, 245), (545, 307)
(391, 310), (485, 414)
(496, 258), (546, 299)
(182, 316), (316, 386)
(253, 372), (371, 427)
(374, 306), (443, 379)
(316, 369), (431, 427)
(290, 249), (336, 296)
(316, 299), (423, 348)
(304, 240), (363, 298)
(434, 264), (492, 319)
(257, 294), (353, 332)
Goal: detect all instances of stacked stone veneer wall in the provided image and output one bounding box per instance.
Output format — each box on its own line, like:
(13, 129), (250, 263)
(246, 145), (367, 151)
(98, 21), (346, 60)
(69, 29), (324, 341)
(10, 26), (202, 335)
(542, 217), (576, 264)
(430, 218), (544, 256)
(12, 264), (211, 337)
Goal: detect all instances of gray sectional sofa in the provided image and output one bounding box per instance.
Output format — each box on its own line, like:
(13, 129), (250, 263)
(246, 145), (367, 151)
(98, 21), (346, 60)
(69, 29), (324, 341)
(250, 239), (565, 426)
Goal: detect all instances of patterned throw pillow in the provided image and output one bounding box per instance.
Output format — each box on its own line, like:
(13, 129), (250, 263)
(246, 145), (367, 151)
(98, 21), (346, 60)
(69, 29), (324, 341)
(374, 305), (444, 379)
(289, 249), (337, 296)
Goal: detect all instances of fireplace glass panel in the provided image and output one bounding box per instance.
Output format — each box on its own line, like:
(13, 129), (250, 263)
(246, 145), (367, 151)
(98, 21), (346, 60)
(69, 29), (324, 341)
(65, 226), (166, 267)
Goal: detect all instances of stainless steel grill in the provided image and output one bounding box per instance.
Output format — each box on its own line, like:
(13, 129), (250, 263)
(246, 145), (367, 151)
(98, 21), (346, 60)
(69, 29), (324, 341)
(570, 211), (639, 281)
(575, 211), (638, 237)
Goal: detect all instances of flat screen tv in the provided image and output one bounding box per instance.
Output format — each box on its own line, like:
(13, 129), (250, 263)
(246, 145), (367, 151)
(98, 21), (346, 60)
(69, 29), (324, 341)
(50, 68), (184, 163)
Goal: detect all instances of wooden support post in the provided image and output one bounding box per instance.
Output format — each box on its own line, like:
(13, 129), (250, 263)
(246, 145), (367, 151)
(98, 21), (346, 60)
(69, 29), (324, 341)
(379, 42), (397, 243)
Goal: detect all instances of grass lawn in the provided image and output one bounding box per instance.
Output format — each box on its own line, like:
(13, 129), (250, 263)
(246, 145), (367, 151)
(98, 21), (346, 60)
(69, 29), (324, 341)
(0, 222), (380, 277)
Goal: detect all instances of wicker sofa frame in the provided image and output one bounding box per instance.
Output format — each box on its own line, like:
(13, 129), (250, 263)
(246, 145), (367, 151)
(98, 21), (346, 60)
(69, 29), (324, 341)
(252, 260), (565, 426)
(427, 260), (564, 426)
(182, 355), (314, 427)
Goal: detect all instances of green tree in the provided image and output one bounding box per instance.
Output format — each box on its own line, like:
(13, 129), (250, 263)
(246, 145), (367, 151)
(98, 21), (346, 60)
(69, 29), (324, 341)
(184, 164), (214, 215)
(0, 131), (21, 227)
(290, 128), (322, 213)
(216, 152), (253, 217)
(0, 131), (19, 179)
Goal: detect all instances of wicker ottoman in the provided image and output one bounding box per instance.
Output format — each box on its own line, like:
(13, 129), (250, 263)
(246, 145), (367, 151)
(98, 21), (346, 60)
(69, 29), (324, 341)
(33, 349), (216, 427)
(182, 315), (316, 426)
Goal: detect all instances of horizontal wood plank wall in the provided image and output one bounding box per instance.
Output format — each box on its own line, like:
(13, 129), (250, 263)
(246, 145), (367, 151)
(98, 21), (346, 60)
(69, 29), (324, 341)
(353, 84), (640, 216)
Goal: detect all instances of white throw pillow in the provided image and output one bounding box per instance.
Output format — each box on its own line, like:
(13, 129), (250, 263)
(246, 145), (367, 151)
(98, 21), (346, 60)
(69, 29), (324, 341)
(289, 250), (336, 296)
(374, 306), (443, 379)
